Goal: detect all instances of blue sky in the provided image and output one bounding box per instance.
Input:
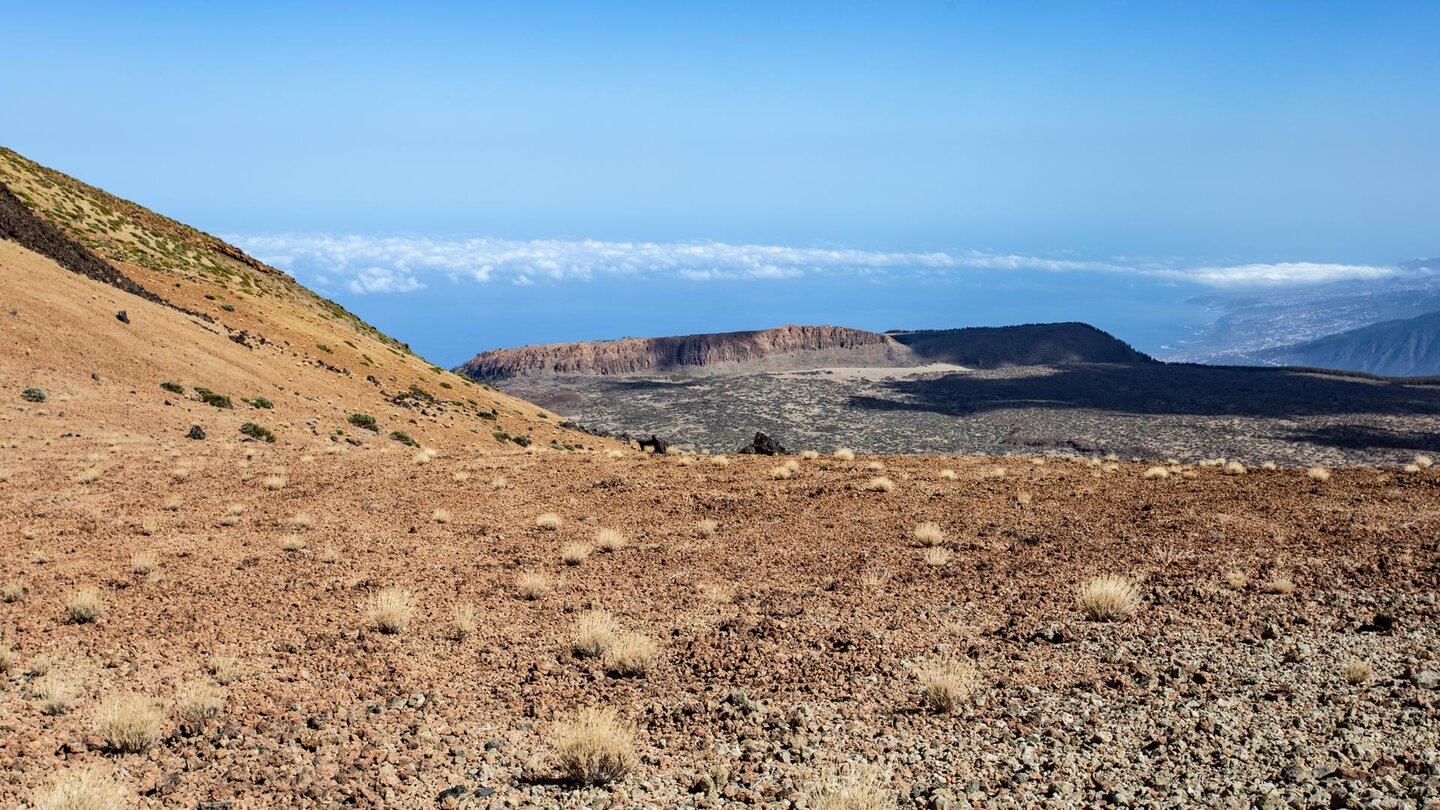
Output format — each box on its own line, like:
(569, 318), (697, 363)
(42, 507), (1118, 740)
(5, 2), (1439, 364)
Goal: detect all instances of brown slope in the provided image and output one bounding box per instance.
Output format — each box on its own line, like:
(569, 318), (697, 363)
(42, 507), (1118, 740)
(0, 147), (588, 453)
(457, 324), (913, 380)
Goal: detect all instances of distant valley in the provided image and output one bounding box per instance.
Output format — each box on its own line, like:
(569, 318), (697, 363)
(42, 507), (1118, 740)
(457, 323), (1440, 463)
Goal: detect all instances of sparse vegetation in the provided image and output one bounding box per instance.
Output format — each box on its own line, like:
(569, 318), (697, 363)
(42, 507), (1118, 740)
(239, 422), (276, 442)
(912, 522), (946, 547)
(280, 534), (307, 553)
(536, 512), (564, 531)
(834, 448), (856, 461)
(30, 766), (128, 810)
(1076, 575), (1139, 621)
(562, 543), (592, 565)
(864, 476), (895, 493)
(176, 681), (224, 727)
(130, 552), (157, 576)
(431, 508), (452, 524)
(1342, 661), (1373, 685)
(915, 658), (977, 713)
(160, 381), (185, 395)
(1, 581), (24, 602)
(603, 631), (658, 676)
(244, 396), (274, 409)
(552, 707), (636, 785)
(209, 655), (240, 684)
(1306, 466), (1331, 482)
(923, 547), (951, 566)
(695, 518), (719, 538)
(452, 602), (479, 640)
(194, 387), (233, 408)
(262, 475), (287, 490)
(595, 528), (627, 552)
(33, 673), (76, 715)
(572, 610), (619, 658)
(1264, 576), (1296, 595)
(803, 764), (890, 810)
(348, 413), (378, 431)
(22, 387), (47, 403)
(516, 572), (551, 600)
(66, 585), (104, 623)
(95, 694), (164, 753)
(368, 587), (416, 633)
(389, 430), (418, 447)
(1144, 465), (1170, 479)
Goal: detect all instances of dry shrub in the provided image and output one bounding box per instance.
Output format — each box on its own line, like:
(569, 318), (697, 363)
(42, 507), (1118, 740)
(1342, 661), (1373, 685)
(694, 519), (719, 538)
(804, 764), (890, 810)
(290, 511), (313, 529)
(915, 659), (977, 713)
(95, 694), (164, 753)
(1263, 576), (1296, 595)
(912, 522), (946, 547)
(1224, 571), (1249, 590)
(431, 508), (452, 524)
(866, 460), (885, 472)
(1223, 461), (1247, 475)
(0, 646), (15, 674)
(605, 449), (625, 459)
(833, 448), (856, 461)
(209, 655), (240, 684)
(320, 544), (341, 563)
(452, 602), (478, 640)
(922, 547), (952, 567)
(33, 673), (76, 715)
(368, 587), (415, 633)
(517, 572), (551, 600)
(770, 466), (792, 480)
(1076, 576), (1139, 621)
(552, 707), (636, 785)
(1260, 460), (1278, 470)
(1414, 453), (1433, 470)
(130, 552), (157, 576)
(138, 517), (158, 536)
(162, 496), (182, 511)
(225, 503), (245, 517)
(280, 534), (307, 553)
(1403, 463), (1421, 473)
(801, 450), (820, 460)
(1306, 466), (1331, 482)
(698, 583), (733, 603)
(595, 528), (627, 553)
(939, 469), (957, 480)
(492, 476), (508, 490)
(75, 468), (103, 484)
(452, 470), (470, 482)
(572, 610), (619, 658)
(864, 477), (895, 493)
(536, 512), (564, 531)
(708, 455), (730, 467)
(1, 581), (25, 602)
(31, 767), (127, 810)
(66, 586), (104, 624)
(1143, 466), (1169, 480)
(562, 543), (592, 566)
(1015, 492), (1032, 507)
(176, 681), (223, 726)
(860, 567), (892, 589)
(262, 475), (287, 490)
(602, 631), (658, 676)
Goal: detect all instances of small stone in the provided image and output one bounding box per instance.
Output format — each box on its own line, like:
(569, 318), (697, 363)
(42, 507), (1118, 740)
(116, 310), (129, 324)
(187, 425), (206, 440)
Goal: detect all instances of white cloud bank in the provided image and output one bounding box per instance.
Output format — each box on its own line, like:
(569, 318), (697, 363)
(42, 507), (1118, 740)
(228, 233), (1417, 295)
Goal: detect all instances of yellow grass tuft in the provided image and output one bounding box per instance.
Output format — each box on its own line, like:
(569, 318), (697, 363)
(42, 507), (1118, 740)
(562, 543), (592, 566)
(280, 534), (307, 553)
(695, 518), (719, 538)
(915, 659), (977, 713)
(94, 694), (164, 753)
(1263, 576), (1296, 595)
(602, 631), (658, 676)
(605, 449), (626, 459)
(491, 476), (508, 490)
(176, 681), (224, 727)
(572, 610), (619, 658)
(709, 455), (730, 466)
(912, 522), (946, 547)
(75, 468), (103, 484)
(66, 586), (104, 624)
(770, 466), (792, 479)
(801, 450), (820, 460)
(803, 764), (890, 810)
(1, 581), (25, 602)
(590, 527), (626, 552)
(833, 448), (856, 461)
(262, 475), (287, 490)
(290, 511), (313, 529)
(130, 552), (157, 576)
(864, 477), (895, 493)
(536, 512), (564, 531)
(552, 707), (636, 785)
(31, 767), (128, 810)
(1306, 466), (1331, 482)
(1076, 575), (1139, 621)
(922, 547), (952, 567)
(939, 469), (957, 480)
(1223, 461), (1247, 475)
(1414, 453), (1433, 470)
(431, 508), (452, 524)
(209, 655), (240, 685)
(451, 602), (479, 640)
(319, 544), (341, 563)
(452, 470), (470, 482)
(1224, 571), (1249, 590)
(0, 646), (15, 674)
(1143, 466), (1169, 480)
(1342, 660), (1373, 685)
(33, 673), (76, 715)
(516, 572), (551, 600)
(368, 587), (415, 633)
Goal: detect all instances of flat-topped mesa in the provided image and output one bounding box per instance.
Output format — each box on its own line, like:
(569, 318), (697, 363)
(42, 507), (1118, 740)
(457, 324), (910, 380)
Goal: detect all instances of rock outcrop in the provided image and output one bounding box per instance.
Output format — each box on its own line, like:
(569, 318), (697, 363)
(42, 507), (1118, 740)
(457, 324), (911, 380)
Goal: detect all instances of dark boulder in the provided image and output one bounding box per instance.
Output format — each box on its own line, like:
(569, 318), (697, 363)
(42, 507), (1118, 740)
(115, 310), (129, 324)
(737, 432), (786, 455)
(186, 425), (206, 440)
(637, 435), (670, 454)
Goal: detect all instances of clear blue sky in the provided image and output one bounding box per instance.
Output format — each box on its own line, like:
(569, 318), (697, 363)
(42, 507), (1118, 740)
(5, 2), (1439, 363)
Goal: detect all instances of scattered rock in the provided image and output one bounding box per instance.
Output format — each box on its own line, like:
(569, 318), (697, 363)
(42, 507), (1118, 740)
(187, 425), (206, 440)
(736, 431), (786, 455)
(115, 310), (129, 324)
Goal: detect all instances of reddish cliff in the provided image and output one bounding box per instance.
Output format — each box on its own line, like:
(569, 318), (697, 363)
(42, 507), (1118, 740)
(457, 324), (910, 379)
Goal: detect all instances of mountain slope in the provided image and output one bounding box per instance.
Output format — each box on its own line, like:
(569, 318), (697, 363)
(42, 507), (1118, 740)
(0, 147), (583, 452)
(1256, 310), (1440, 376)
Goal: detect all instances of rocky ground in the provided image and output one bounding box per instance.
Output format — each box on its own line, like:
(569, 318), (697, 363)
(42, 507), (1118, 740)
(2, 420), (1438, 808)
(505, 365), (1440, 466)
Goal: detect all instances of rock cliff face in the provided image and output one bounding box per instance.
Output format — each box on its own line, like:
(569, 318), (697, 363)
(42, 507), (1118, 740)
(457, 325), (909, 380)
